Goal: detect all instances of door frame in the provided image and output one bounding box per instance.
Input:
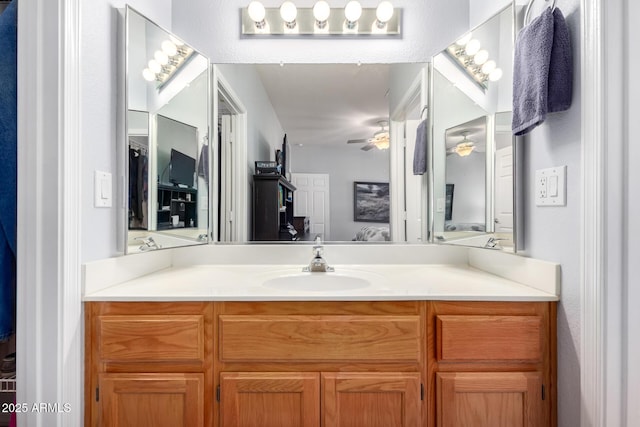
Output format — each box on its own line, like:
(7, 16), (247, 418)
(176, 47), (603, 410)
(212, 66), (248, 243)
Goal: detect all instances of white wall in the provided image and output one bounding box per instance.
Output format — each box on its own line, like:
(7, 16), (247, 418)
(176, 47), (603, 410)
(446, 151), (485, 224)
(510, 0), (582, 425)
(291, 145), (390, 241)
(81, 0), (172, 262)
(172, 0), (469, 64)
(625, 0), (639, 422)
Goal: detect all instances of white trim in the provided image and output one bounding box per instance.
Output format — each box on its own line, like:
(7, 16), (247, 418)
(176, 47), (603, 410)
(581, 0), (627, 425)
(18, 0), (83, 425)
(580, 0), (606, 423)
(59, 0), (83, 424)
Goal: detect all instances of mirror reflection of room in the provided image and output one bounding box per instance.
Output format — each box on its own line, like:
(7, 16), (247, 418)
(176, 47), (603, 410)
(125, 7), (210, 253)
(430, 4), (518, 251)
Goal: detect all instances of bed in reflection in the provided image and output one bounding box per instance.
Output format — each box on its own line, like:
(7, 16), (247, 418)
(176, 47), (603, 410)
(353, 226), (391, 242)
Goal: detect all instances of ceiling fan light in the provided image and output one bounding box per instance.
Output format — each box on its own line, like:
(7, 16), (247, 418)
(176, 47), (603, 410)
(454, 142), (475, 157)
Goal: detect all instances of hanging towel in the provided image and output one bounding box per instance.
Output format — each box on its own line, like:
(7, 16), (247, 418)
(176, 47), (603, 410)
(512, 7), (573, 135)
(412, 119), (428, 175)
(197, 144), (209, 186)
(0, 0), (17, 341)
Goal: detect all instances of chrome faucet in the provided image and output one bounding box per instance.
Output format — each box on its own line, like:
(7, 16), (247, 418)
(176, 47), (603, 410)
(484, 237), (506, 249)
(303, 235), (334, 272)
(135, 236), (160, 251)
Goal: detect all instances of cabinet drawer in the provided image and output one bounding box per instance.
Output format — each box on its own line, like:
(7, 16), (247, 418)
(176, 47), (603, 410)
(219, 315), (421, 362)
(436, 315), (542, 362)
(97, 315), (205, 363)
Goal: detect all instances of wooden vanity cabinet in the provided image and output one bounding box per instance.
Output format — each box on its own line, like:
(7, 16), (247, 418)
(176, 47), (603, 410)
(85, 300), (556, 427)
(427, 301), (556, 427)
(215, 301), (426, 427)
(84, 302), (214, 427)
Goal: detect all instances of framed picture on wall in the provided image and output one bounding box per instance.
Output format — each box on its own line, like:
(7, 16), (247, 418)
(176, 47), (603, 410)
(445, 184), (454, 221)
(354, 182), (390, 223)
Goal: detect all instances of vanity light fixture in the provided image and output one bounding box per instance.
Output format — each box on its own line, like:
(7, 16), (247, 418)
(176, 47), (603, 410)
(446, 36), (503, 88)
(241, 1), (400, 36)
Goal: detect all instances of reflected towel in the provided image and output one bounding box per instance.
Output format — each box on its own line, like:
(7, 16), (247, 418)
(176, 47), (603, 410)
(197, 144), (209, 186)
(512, 7), (572, 135)
(412, 119), (428, 175)
(0, 0), (17, 341)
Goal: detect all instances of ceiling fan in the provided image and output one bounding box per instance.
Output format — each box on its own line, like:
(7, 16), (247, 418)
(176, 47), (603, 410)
(447, 131), (476, 157)
(347, 121), (390, 151)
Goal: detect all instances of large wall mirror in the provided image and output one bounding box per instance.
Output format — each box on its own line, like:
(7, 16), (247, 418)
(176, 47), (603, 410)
(430, 3), (523, 252)
(211, 62), (428, 244)
(123, 6), (211, 253)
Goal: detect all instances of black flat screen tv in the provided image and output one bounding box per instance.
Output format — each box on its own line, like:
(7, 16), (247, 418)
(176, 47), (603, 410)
(170, 148), (196, 187)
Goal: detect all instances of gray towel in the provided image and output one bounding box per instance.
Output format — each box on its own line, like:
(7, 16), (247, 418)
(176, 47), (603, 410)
(413, 119), (427, 175)
(197, 143), (209, 186)
(512, 7), (572, 135)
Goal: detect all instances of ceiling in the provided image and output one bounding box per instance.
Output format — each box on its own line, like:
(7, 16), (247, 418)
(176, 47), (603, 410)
(255, 64), (390, 148)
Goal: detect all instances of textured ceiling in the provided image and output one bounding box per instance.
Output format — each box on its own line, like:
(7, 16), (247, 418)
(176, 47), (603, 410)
(256, 64), (390, 147)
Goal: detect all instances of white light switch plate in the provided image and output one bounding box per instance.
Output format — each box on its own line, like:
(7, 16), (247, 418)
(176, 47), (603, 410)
(535, 166), (566, 206)
(94, 170), (112, 208)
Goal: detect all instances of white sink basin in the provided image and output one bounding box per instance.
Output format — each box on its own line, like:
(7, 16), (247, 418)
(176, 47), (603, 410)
(262, 272), (371, 291)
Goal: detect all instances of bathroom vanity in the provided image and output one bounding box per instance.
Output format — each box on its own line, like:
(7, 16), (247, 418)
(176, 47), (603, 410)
(83, 245), (559, 427)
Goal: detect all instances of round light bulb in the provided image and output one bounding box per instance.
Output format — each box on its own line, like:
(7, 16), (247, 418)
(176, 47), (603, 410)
(161, 40), (178, 56)
(313, 1), (331, 22)
(142, 68), (156, 82)
(344, 1), (362, 22)
(247, 1), (266, 22)
(154, 50), (169, 65)
(455, 33), (472, 46)
(481, 60), (496, 74)
(489, 68), (503, 81)
(280, 1), (297, 23)
(473, 49), (489, 65)
(148, 59), (162, 74)
(464, 39), (481, 56)
(376, 1), (394, 23)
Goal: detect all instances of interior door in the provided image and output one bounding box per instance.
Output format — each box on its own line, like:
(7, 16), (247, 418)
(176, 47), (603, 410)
(291, 173), (330, 240)
(404, 119), (424, 243)
(494, 145), (513, 233)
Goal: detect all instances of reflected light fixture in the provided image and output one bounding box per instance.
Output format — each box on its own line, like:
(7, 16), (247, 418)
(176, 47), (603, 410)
(447, 36), (503, 88)
(372, 121), (390, 150)
(141, 38), (194, 85)
(454, 133), (475, 157)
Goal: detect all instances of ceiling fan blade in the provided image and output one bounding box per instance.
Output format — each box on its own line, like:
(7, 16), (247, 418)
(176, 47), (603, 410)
(361, 144), (375, 151)
(347, 139), (369, 144)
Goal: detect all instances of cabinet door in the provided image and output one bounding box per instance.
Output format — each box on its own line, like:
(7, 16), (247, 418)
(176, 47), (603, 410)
(436, 372), (545, 427)
(98, 373), (204, 427)
(220, 372), (320, 427)
(322, 372), (421, 427)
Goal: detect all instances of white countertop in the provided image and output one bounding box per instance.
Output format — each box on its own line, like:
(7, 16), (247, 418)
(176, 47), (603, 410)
(83, 257), (559, 302)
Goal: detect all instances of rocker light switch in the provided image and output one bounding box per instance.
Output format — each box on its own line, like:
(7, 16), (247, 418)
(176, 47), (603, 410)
(94, 170), (112, 208)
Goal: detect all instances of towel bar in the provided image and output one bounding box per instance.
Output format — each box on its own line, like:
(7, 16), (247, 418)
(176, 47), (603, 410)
(524, 0), (556, 25)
